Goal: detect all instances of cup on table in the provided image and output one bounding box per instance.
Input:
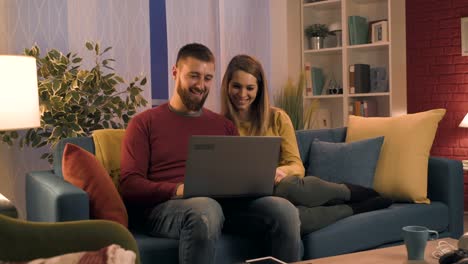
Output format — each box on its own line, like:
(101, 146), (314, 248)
(402, 225), (439, 260)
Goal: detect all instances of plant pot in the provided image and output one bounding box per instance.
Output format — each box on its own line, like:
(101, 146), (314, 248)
(308, 37), (324, 50)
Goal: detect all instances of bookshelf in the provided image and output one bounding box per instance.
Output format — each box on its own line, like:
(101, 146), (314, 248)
(301, 0), (406, 128)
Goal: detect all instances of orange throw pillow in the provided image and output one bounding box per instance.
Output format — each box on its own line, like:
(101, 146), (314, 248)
(62, 143), (128, 227)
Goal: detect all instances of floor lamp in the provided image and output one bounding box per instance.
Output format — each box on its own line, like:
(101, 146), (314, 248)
(0, 55), (40, 211)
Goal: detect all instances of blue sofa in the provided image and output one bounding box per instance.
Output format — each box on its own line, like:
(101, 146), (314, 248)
(26, 127), (464, 263)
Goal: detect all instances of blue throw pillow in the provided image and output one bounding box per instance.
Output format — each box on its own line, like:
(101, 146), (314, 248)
(306, 136), (384, 188)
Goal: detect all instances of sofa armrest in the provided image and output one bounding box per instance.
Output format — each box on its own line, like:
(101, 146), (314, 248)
(427, 156), (464, 239)
(26, 170), (90, 222)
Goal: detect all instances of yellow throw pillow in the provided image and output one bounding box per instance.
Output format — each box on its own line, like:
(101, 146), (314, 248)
(346, 109), (446, 203)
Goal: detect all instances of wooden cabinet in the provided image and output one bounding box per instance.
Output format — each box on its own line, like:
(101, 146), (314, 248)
(301, 0), (406, 128)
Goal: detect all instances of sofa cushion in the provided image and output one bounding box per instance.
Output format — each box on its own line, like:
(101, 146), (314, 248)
(295, 127), (347, 168)
(62, 143), (128, 227)
(346, 109), (446, 203)
(302, 202), (449, 259)
(307, 136), (384, 188)
(92, 129), (126, 189)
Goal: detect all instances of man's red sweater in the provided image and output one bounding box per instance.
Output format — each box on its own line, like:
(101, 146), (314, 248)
(120, 103), (238, 208)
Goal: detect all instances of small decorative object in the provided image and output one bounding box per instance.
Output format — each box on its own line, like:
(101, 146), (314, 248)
(371, 20), (388, 43)
(328, 22), (342, 47)
(326, 73), (341, 94)
(370, 67), (388, 92)
(304, 24), (329, 50)
(0, 42), (148, 163)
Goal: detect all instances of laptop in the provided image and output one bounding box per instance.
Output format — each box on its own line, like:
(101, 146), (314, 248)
(183, 136), (281, 199)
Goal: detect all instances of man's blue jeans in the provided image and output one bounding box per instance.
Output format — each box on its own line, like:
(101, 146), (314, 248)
(145, 196), (301, 264)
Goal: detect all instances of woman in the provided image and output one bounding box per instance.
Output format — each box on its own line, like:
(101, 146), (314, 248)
(221, 54), (392, 234)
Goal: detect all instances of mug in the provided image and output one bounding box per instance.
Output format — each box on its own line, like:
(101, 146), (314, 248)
(402, 225), (439, 260)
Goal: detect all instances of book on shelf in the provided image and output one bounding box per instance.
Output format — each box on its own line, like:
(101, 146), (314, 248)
(348, 16), (369, 45)
(304, 63), (313, 97)
(350, 100), (377, 117)
(311, 67), (324, 96)
(349, 64), (370, 94)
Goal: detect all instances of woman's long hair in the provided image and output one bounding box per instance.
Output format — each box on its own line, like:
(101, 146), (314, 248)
(221, 54), (272, 136)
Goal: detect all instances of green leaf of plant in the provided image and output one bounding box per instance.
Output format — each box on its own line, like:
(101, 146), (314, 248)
(51, 127), (62, 138)
(72, 57), (82, 63)
(10, 131), (18, 139)
(86, 42), (93, 50)
(101, 46), (112, 55)
(140, 77), (147, 86)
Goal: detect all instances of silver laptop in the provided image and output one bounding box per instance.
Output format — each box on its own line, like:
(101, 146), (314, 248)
(183, 136), (281, 198)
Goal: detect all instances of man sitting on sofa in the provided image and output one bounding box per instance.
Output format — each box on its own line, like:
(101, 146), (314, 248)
(119, 43), (302, 264)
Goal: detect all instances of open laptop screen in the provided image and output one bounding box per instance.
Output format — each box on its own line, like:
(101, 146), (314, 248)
(183, 136), (281, 199)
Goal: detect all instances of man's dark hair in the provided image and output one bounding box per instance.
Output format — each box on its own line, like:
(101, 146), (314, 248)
(176, 43), (215, 66)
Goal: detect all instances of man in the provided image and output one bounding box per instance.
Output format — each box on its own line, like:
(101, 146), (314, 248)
(120, 43), (301, 264)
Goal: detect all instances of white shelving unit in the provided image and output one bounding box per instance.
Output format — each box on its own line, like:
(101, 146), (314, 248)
(301, 0), (406, 128)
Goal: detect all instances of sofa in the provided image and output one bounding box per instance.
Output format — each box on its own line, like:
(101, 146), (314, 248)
(26, 127), (464, 263)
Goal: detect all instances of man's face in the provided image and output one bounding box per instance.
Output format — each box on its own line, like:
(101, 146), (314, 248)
(173, 57), (215, 111)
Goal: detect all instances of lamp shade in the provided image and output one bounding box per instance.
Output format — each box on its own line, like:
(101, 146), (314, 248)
(460, 113), (468, 128)
(0, 55), (40, 130)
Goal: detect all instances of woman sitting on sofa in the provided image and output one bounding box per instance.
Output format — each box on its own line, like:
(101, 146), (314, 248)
(220, 54), (392, 234)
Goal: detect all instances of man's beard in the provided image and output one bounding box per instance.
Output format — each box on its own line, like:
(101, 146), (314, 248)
(177, 83), (209, 112)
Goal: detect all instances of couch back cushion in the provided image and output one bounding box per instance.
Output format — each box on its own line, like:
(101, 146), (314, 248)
(295, 127), (347, 168)
(346, 109), (446, 203)
(306, 136), (384, 188)
(92, 129), (126, 189)
(62, 143), (128, 227)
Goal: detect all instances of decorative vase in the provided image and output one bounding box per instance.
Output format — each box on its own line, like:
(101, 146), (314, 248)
(309, 37), (324, 50)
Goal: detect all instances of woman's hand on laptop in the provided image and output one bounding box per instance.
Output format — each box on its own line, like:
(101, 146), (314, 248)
(274, 168), (287, 185)
(176, 184), (184, 196)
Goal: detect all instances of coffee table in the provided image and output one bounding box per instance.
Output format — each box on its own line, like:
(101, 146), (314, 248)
(293, 238), (457, 264)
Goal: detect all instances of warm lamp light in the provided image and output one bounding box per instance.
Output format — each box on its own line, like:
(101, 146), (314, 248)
(0, 55), (40, 130)
(460, 113), (468, 128)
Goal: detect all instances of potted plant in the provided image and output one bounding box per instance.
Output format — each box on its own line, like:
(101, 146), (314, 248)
(304, 24), (329, 49)
(274, 73), (319, 130)
(0, 41), (148, 163)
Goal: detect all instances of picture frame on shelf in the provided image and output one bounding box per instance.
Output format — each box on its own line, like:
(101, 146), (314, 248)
(371, 20), (388, 43)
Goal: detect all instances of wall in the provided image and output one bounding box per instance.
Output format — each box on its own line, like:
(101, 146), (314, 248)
(406, 0), (468, 209)
(164, 0), (291, 112)
(0, 0), (151, 218)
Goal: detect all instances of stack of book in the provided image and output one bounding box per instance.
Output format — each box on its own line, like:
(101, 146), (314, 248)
(348, 16), (369, 45)
(349, 100), (377, 117)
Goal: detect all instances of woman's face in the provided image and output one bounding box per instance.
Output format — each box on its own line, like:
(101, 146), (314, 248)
(228, 70), (259, 113)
